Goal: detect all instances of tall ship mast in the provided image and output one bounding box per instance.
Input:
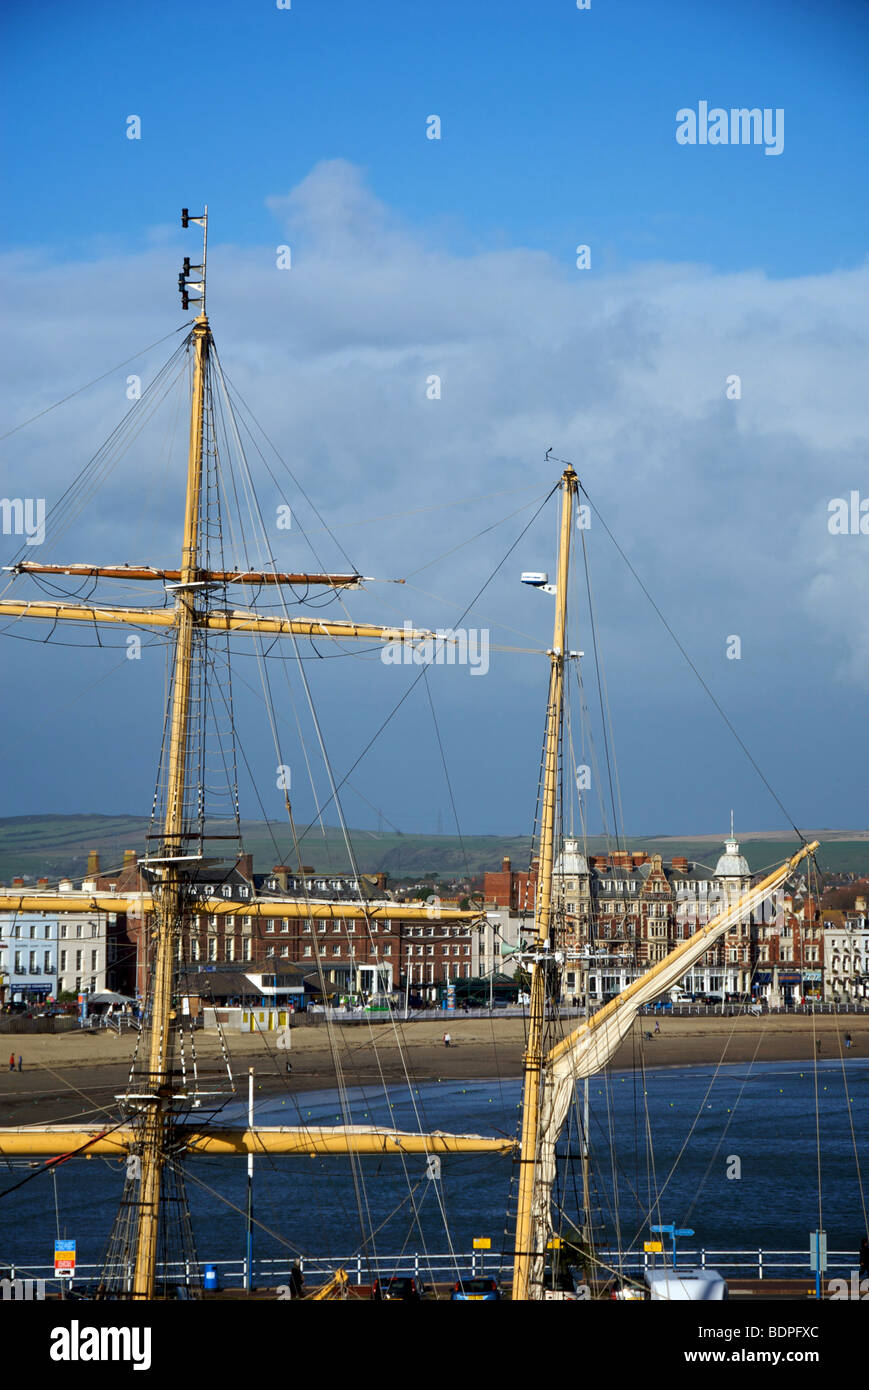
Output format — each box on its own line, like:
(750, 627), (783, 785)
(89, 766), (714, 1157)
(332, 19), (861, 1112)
(0, 212), (818, 1300)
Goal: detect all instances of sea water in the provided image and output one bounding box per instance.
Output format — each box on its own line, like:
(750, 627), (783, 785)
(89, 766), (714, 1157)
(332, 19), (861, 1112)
(2, 1059), (867, 1278)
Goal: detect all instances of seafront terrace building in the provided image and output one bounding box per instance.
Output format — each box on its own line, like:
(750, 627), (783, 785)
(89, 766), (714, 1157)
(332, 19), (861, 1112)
(822, 908), (869, 1002)
(121, 859), (476, 1003)
(0, 876), (117, 1005)
(482, 832), (822, 1006)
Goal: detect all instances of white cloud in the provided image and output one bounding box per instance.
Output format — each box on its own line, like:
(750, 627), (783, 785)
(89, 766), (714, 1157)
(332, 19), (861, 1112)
(1, 160), (868, 827)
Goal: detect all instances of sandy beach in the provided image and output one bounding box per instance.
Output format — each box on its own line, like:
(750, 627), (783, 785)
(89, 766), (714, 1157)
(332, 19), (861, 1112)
(1, 1014), (866, 1127)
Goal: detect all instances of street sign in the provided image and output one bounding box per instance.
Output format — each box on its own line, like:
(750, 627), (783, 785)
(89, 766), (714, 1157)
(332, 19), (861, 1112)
(809, 1230), (828, 1272)
(54, 1240), (75, 1278)
(644, 1241), (663, 1253)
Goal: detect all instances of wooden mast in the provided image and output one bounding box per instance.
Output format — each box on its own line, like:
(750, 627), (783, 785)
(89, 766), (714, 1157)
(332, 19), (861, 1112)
(512, 464), (576, 1302)
(130, 261), (210, 1297)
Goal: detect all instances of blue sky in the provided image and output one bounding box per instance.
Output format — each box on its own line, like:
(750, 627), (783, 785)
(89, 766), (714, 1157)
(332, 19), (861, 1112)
(1, 0), (868, 845)
(4, 0), (867, 275)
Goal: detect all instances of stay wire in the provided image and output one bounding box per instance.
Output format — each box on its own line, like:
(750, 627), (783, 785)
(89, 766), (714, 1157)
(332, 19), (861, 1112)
(577, 481), (805, 842)
(0, 323), (191, 442)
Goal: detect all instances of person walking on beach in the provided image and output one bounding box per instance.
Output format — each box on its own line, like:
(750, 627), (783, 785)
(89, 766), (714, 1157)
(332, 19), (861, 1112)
(654, 1020), (661, 1035)
(443, 1031), (451, 1047)
(845, 1032), (852, 1050)
(7, 1053), (13, 1072)
(816, 1039), (822, 1055)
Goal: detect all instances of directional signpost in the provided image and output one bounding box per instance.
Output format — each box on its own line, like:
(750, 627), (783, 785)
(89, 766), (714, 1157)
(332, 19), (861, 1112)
(54, 1239), (75, 1281)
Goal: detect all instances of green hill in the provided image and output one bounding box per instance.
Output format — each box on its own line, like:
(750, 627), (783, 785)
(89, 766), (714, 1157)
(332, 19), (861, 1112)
(0, 815), (866, 883)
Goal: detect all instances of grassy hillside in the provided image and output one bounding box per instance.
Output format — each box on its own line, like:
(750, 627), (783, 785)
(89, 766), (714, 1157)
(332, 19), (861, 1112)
(0, 816), (867, 882)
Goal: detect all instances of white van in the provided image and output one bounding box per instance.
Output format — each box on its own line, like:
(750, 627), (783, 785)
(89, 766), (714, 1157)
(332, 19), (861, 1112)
(645, 1267), (728, 1300)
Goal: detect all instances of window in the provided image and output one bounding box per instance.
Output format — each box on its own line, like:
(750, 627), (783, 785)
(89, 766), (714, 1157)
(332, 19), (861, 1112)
(243, 939), (252, 962)
(13, 925), (20, 939)
(222, 885), (232, 898)
(226, 939), (235, 962)
(226, 916), (235, 929)
(76, 925), (83, 939)
(30, 925), (37, 938)
(91, 950), (98, 971)
(266, 919), (276, 933)
(243, 916), (252, 930)
(60, 950), (67, 971)
(210, 915), (218, 929)
(333, 945), (342, 957)
(14, 951), (23, 973)
(75, 950), (83, 970)
(60, 924), (67, 939)
(303, 945), (312, 958)
(208, 938), (218, 962)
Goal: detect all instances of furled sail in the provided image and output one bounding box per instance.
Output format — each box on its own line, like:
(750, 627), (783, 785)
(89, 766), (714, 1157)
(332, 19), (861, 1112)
(526, 841), (818, 1292)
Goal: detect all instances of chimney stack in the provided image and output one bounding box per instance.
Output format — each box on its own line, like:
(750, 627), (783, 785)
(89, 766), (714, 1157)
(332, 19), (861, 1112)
(87, 850), (100, 875)
(123, 850), (137, 866)
(272, 864), (290, 891)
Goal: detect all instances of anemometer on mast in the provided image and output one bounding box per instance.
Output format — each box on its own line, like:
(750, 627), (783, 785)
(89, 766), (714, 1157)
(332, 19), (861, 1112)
(179, 206), (208, 312)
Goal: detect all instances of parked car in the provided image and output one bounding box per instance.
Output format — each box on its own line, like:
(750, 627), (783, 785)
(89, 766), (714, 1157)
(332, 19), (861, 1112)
(608, 1271), (645, 1300)
(370, 1276), (425, 1301)
(450, 1277), (501, 1301)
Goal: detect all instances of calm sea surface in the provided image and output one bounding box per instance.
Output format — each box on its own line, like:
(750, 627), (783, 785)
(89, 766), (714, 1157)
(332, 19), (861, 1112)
(2, 1059), (867, 1278)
